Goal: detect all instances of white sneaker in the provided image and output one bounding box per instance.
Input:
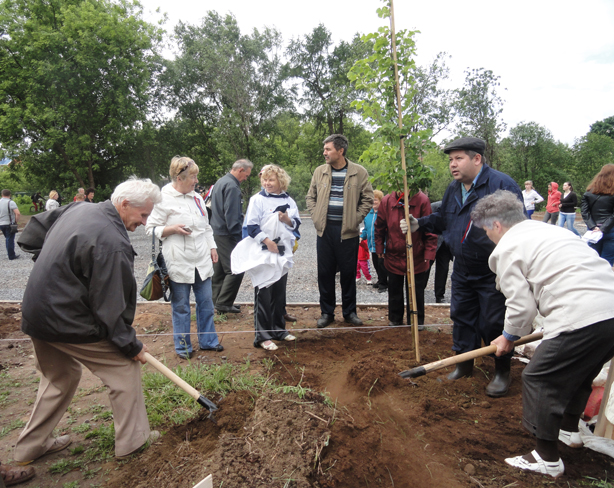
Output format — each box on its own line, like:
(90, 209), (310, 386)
(367, 280), (372, 285)
(284, 334), (296, 341)
(558, 429), (583, 448)
(505, 450), (564, 478)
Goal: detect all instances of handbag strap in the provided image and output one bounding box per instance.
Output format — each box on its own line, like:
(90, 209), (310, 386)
(151, 227), (157, 261)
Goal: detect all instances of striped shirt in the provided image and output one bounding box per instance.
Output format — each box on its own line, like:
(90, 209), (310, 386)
(327, 164), (347, 222)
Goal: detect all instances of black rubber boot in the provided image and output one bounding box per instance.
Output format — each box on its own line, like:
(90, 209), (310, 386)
(485, 356), (511, 398)
(446, 358), (474, 380)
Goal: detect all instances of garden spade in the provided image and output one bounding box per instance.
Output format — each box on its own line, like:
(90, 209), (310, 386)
(398, 332), (543, 379)
(144, 352), (218, 422)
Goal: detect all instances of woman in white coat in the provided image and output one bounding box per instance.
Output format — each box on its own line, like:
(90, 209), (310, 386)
(146, 156), (222, 359)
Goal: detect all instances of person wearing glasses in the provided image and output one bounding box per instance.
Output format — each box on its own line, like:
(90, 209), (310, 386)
(146, 157), (223, 359)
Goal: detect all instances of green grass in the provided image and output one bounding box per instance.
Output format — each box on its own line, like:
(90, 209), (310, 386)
(0, 419), (25, 438)
(72, 423), (92, 434)
(49, 458), (84, 475)
(581, 475), (613, 487)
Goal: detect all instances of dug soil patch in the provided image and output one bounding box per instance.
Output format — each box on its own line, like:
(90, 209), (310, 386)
(1, 303), (612, 487)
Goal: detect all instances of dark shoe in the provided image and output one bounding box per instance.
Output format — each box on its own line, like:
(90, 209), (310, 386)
(344, 313), (363, 326)
(200, 345), (224, 352)
(486, 357), (511, 398)
(447, 358), (474, 380)
(378, 287), (387, 294)
(388, 321), (402, 327)
(216, 305), (241, 314)
(0, 463), (36, 486)
(177, 351), (194, 360)
(316, 314), (334, 329)
(9, 255), (19, 260)
(284, 313), (298, 322)
(435, 297), (445, 303)
(116, 431), (160, 460)
(16, 435), (72, 466)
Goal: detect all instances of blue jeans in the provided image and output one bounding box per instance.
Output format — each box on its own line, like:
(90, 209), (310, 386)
(558, 212), (580, 236)
(0, 225), (16, 259)
(169, 271), (219, 355)
(589, 229), (614, 267)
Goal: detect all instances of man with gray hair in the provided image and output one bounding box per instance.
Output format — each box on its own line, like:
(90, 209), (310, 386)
(13, 177), (162, 465)
(306, 134), (374, 328)
(210, 159), (253, 313)
(472, 190), (614, 478)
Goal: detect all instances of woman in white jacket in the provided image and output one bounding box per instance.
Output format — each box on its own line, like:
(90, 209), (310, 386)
(146, 157), (222, 359)
(522, 181), (543, 219)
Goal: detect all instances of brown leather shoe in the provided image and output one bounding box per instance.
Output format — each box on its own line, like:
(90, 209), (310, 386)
(284, 313), (298, 322)
(0, 463), (36, 486)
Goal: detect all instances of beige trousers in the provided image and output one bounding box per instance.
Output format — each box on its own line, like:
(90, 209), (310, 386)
(14, 339), (150, 461)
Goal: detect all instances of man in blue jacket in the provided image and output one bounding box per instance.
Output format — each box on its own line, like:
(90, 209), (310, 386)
(408, 137), (524, 397)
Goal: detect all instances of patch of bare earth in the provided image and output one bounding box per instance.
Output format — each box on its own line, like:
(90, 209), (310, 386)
(0, 303), (611, 487)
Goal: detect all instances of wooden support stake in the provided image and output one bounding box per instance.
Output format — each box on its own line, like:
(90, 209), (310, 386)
(595, 364), (614, 439)
(389, 0), (420, 362)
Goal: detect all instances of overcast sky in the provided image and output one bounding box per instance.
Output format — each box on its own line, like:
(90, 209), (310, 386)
(140, 0), (614, 145)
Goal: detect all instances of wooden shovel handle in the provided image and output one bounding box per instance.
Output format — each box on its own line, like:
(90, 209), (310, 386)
(399, 332), (543, 379)
(144, 352), (200, 400)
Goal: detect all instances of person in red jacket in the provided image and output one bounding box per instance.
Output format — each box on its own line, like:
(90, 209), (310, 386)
(543, 182), (561, 225)
(374, 191), (437, 327)
(356, 238), (372, 284)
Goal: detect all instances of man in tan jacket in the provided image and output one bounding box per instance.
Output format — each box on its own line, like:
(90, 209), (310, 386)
(306, 134), (373, 328)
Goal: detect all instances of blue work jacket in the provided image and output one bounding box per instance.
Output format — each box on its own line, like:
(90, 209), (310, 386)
(418, 165), (523, 274)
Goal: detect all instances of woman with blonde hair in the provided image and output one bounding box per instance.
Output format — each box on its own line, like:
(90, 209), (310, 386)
(145, 156), (223, 359)
(45, 191), (59, 211)
(522, 181), (543, 220)
(581, 164), (614, 265)
(240, 164), (300, 351)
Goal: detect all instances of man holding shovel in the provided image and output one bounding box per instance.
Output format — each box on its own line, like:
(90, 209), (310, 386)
(14, 177), (162, 465)
(408, 137), (524, 397)
(472, 190), (614, 478)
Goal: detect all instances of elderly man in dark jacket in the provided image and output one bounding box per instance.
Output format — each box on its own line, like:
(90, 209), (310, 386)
(408, 137), (524, 397)
(13, 177), (162, 465)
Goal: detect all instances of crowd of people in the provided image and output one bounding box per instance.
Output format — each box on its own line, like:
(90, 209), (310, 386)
(2, 134), (614, 485)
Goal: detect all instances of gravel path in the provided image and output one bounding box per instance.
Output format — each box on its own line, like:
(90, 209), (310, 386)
(0, 215), (587, 304)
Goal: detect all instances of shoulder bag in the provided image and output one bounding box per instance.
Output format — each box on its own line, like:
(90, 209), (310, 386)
(7, 200), (18, 234)
(140, 227), (171, 301)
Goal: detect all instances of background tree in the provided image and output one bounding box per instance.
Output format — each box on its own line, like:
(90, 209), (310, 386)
(162, 11), (290, 195)
(348, 5), (434, 195)
(589, 116), (614, 140)
(0, 0), (162, 192)
(498, 121), (572, 196)
(406, 52), (454, 138)
(453, 68), (506, 168)
(285, 25), (368, 138)
(573, 132), (614, 192)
